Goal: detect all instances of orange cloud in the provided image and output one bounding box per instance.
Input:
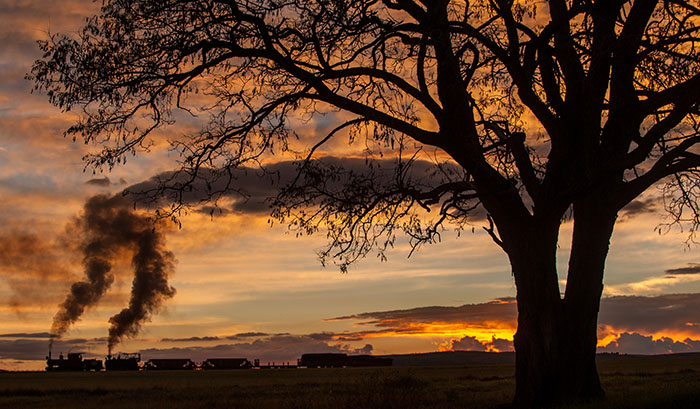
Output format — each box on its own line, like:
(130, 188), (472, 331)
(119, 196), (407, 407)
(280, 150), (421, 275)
(598, 332), (700, 355)
(328, 298), (518, 347)
(330, 293), (700, 354)
(438, 335), (514, 353)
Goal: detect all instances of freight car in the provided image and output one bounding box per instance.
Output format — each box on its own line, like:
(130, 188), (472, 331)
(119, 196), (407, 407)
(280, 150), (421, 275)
(46, 352), (103, 371)
(347, 355), (393, 367)
(299, 353), (348, 368)
(144, 358), (197, 370)
(105, 353), (141, 371)
(201, 358), (252, 370)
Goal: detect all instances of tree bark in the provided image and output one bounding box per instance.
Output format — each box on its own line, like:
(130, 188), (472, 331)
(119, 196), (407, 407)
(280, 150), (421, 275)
(507, 217), (563, 409)
(556, 198), (618, 405)
(506, 200), (617, 408)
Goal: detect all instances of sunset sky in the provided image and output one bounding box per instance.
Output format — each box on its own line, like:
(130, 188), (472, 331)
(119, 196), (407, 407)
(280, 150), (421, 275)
(2, 0), (700, 371)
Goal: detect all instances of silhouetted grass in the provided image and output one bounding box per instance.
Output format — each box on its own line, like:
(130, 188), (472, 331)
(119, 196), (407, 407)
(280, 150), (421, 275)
(1, 355), (699, 408)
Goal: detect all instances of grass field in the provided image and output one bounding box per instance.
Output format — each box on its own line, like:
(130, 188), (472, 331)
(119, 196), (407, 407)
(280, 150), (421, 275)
(1, 356), (699, 408)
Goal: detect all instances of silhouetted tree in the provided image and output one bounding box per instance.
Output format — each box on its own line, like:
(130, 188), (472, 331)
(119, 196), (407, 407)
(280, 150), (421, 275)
(30, 1), (700, 407)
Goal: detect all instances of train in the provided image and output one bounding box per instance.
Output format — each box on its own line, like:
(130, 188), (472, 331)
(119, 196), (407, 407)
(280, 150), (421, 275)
(105, 353), (141, 371)
(46, 352), (103, 372)
(45, 352), (391, 372)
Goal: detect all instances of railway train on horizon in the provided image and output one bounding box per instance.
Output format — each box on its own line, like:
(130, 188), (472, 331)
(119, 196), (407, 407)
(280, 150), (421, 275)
(45, 352), (392, 372)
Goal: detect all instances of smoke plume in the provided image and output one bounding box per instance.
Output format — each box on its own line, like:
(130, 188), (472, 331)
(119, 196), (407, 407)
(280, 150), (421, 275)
(107, 221), (176, 352)
(50, 194), (176, 352)
(0, 232), (73, 310)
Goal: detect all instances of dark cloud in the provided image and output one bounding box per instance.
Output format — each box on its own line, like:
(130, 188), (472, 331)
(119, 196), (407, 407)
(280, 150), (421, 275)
(159, 333), (282, 342)
(85, 177), (111, 187)
(336, 335), (366, 341)
(0, 332), (51, 339)
(332, 293), (700, 341)
(330, 297), (518, 334)
(231, 332), (270, 338)
(0, 337), (102, 361)
(599, 293), (700, 335)
(124, 157), (470, 216)
(665, 263), (700, 276)
(598, 332), (700, 355)
(306, 332), (336, 341)
(620, 197), (659, 218)
(161, 336), (221, 342)
(139, 334), (373, 363)
(197, 205), (231, 217)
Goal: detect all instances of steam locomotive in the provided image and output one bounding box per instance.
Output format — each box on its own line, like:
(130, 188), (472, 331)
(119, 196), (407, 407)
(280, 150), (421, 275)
(45, 352), (103, 371)
(105, 353), (141, 371)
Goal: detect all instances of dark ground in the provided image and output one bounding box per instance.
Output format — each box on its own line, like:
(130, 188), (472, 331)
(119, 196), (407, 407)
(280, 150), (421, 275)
(1, 353), (699, 408)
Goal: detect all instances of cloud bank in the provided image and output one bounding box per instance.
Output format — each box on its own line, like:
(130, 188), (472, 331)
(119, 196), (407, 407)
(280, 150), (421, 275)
(141, 334), (373, 363)
(330, 297), (517, 334)
(124, 157), (469, 216)
(333, 293), (700, 349)
(598, 332), (700, 355)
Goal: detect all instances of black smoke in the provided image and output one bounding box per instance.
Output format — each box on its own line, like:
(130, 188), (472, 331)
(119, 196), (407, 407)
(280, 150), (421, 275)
(50, 194), (175, 353)
(107, 221), (175, 352)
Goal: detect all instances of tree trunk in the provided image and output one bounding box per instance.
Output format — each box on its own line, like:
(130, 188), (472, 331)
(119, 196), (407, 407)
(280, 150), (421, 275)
(506, 201), (617, 408)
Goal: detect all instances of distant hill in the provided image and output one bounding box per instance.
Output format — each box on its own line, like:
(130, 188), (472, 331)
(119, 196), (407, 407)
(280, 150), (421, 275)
(596, 351), (700, 361)
(378, 351), (700, 366)
(379, 351), (515, 366)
